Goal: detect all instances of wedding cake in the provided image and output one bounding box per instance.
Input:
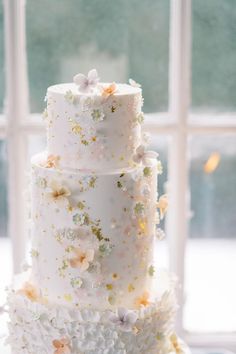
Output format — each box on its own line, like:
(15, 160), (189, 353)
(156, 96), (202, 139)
(7, 69), (189, 354)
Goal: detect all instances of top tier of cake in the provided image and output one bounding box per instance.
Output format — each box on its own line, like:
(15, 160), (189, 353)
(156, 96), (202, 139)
(45, 72), (143, 171)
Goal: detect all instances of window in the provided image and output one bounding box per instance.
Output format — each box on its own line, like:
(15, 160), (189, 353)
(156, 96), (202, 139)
(1, 0), (236, 350)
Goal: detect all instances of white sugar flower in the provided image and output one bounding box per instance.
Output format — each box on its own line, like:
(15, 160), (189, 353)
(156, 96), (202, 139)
(64, 90), (76, 104)
(129, 78), (141, 88)
(47, 180), (71, 203)
(133, 145), (159, 164)
(109, 308), (138, 332)
(73, 69), (100, 93)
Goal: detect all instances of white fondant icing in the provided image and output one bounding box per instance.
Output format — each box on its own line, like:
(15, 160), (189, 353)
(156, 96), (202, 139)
(30, 153), (158, 309)
(45, 83), (143, 170)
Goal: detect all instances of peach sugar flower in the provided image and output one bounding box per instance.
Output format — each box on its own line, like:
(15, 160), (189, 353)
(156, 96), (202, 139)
(101, 83), (117, 98)
(169, 333), (184, 354)
(18, 282), (40, 302)
(52, 337), (71, 354)
(42, 154), (60, 168)
(134, 291), (150, 308)
(156, 194), (168, 220)
(69, 247), (94, 272)
(47, 180), (71, 202)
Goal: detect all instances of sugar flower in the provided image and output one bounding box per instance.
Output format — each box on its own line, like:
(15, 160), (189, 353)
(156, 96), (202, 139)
(109, 308), (138, 332)
(72, 212), (90, 226)
(73, 68), (100, 93)
(169, 333), (184, 354)
(69, 247), (94, 272)
(99, 242), (113, 257)
(129, 78), (141, 88)
(101, 82), (117, 98)
(18, 282), (40, 302)
(134, 202), (145, 216)
(91, 108), (105, 122)
(64, 90), (76, 104)
(52, 337), (71, 354)
(156, 194), (168, 219)
(42, 154), (60, 169)
(135, 291), (150, 308)
(47, 180), (71, 203)
(133, 145), (159, 164)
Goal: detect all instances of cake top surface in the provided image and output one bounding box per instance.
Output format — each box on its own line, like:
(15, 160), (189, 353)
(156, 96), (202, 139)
(47, 69), (141, 97)
(47, 82), (141, 96)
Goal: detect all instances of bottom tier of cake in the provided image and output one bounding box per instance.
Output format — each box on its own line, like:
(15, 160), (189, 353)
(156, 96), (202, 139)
(7, 276), (190, 354)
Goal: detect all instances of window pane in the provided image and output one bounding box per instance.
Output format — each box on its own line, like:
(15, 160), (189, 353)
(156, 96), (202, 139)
(184, 135), (236, 332)
(27, 134), (46, 166)
(26, 0), (169, 113)
(0, 3), (4, 112)
(150, 134), (169, 269)
(192, 0), (236, 113)
(0, 141), (8, 237)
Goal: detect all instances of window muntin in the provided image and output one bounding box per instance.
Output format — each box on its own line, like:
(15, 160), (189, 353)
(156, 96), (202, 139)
(0, 3), (4, 112)
(192, 0), (236, 113)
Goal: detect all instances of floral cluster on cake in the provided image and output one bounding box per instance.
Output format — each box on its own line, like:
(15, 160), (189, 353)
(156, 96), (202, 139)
(7, 69), (190, 354)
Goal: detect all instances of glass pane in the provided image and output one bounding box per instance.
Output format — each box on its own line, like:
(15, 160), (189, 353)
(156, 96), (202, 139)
(192, 0), (236, 113)
(26, 0), (170, 113)
(150, 134), (169, 269)
(0, 3), (4, 112)
(184, 135), (236, 332)
(0, 141), (8, 237)
(27, 134), (46, 166)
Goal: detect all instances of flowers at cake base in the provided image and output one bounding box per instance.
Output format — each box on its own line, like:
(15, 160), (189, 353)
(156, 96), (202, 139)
(156, 194), (168, 220)
(18, 282), (40, 302)
(52, 337), (71, 354)
(135, 291), (150, 308)
(69, 247), (94, 272)
(73, 69), (100, 93)
(101, 83), (117, 98)
(47, 180), (71, 203)
(109, 307), (138, 332)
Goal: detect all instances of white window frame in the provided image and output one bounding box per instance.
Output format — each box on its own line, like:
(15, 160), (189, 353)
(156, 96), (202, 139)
(2, 0), (236, 349)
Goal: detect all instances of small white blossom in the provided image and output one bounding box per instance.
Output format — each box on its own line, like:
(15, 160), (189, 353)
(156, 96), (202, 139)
(73, 69), (100, 93)
(129, 78), (141, 88)
(109, 308), (138, 332)
(133, 145), (159, 164)
(64, 90), (77, 104)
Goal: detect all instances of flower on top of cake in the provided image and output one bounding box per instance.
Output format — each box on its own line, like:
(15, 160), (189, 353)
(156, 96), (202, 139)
(69, 247), (94, 272)
(73, 68), (100, 93)
(52, 337), (71, 354)
(47, 180), (71, 203)
(41, 154), (60, 169)
(129, 78), (141, 88)
(109, 307), (138, 332)
(100, 82), (117, 98)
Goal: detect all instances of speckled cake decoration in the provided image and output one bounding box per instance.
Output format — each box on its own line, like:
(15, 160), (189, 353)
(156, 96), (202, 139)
(7, 69), (190, 354)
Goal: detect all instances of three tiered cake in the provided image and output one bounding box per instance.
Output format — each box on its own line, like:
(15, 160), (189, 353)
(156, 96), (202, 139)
(8, 70), (189, 353)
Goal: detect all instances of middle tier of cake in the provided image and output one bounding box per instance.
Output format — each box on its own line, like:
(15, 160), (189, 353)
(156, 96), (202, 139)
(30, 152), (158, 310)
